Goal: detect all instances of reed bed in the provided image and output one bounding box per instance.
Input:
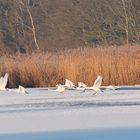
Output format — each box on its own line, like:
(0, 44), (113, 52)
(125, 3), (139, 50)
(0, 45), (140, 88)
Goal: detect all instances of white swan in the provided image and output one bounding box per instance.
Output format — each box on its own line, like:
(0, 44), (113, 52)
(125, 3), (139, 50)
(0, 73), (9, 90)
(64, 79), (75, 89)
(76, 82), (87, 91)
(78, 75), (103, 94)
(78, 82), (87, 88)
(55, 85), (65, 93)
(88, 75), (103, 94)
(17, 85), (29, 94)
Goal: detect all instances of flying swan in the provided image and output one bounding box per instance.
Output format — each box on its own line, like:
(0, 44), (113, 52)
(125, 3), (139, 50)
(63, 79), (76, 89)
(55, 84), (65, 93)
(76, 82), (87, 91)
(81, 75), (103, 94)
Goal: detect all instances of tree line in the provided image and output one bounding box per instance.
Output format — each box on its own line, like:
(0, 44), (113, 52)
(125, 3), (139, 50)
(0, 0), (140, 53)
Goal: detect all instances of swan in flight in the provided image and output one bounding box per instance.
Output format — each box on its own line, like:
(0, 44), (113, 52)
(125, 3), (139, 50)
(78, 82), (87, 88)
(64, 79), (76, 89)
(78, 75), (103, 94)
(76, 82), (87, 91)
(87, 75), (103, 94)
(55, 85), (65, 93)
(17, 85), (29, 94)
(0, 73), (9, 90)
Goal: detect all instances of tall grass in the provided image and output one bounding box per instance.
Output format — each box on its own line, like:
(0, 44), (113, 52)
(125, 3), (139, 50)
(0, 46), (140, 88)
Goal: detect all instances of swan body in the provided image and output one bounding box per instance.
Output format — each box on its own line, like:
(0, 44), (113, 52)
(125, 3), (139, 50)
(76, 82), (87, 91)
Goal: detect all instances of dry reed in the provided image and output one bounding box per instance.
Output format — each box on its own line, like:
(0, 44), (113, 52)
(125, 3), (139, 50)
(0, 45), (140, 88)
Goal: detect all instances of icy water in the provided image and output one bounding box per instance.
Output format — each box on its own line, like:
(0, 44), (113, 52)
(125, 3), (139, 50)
(1, 128), (140, 140)
(0, 87), (140, 139)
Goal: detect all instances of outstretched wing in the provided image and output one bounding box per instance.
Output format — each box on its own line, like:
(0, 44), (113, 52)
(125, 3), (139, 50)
(65, 79), (75, 87)
(0, 73), (8, 90)
(65, 79), (70, 86)
(18, 85), (28, 94)
(93, 75), (103, 89)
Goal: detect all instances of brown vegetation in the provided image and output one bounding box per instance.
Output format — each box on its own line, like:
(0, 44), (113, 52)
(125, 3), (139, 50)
(0, 0), (140, 53)
(0, 45), (139, 88)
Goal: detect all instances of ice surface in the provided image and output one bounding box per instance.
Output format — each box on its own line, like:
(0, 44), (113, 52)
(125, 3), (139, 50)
(0, 86), (140, 139)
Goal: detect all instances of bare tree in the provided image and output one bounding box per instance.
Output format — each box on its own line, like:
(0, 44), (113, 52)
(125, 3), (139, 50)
(27, 0), (39, 50)
(121, 0), (129, 45)
(19, 0), (39, 50)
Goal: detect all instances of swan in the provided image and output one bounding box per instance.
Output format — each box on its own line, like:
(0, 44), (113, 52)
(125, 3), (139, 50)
(76, 82), (87, 91)
(17, 85), (29, 94)
(0, 73), (9, 90)
(55, 84), (65, 93)
(64, 79), (76, 89)
(87, 75), (103, 94)
(78, 75), (103, 94)
(78, 82), (87, 88)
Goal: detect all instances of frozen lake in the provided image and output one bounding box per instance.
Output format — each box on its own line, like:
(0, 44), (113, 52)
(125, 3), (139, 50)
(0, 86), (140, 139)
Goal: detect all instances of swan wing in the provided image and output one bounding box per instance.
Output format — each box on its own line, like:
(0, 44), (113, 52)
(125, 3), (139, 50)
(93, 75), (103, 89)
(0, 73), (8, 90)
